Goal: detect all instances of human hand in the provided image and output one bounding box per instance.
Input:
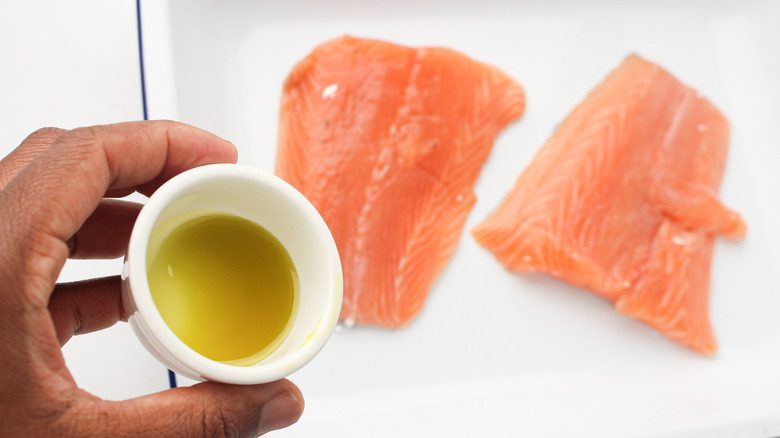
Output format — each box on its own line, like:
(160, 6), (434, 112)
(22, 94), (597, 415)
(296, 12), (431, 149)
(0, 121), (304, 437)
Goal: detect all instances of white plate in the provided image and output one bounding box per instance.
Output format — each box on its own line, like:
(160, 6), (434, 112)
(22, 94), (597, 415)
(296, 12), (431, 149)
(140, 1), (780, 436)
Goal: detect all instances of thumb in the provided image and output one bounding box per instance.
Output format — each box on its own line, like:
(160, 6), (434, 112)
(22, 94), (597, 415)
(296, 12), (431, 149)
(77, 379), (304, 437)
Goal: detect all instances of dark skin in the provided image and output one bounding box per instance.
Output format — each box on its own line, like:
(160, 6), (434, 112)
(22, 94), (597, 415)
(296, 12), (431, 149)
(0, 121), (304, 437)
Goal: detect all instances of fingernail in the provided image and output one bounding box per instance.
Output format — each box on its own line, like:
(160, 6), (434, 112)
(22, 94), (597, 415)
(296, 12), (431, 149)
(257, 391), (303, 436)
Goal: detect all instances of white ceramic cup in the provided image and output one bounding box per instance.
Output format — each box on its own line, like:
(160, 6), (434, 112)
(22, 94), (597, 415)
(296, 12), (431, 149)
(121, 163), (342, 384)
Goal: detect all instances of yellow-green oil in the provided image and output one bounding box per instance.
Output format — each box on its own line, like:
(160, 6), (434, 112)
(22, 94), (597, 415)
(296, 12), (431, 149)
(147, 214), (298, 366)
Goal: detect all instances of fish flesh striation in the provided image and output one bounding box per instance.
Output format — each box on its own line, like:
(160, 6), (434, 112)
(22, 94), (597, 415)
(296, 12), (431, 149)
(472, 54), (745, 354)
(277, 36), (526, 327)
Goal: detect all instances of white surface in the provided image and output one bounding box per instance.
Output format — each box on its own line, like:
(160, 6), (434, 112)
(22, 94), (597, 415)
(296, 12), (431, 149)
(0, 1), (172, 401)
(145, 0), (780, 436)
(0, 0), (143, 153)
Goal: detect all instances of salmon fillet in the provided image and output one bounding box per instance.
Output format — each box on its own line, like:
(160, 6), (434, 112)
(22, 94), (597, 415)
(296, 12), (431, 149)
(471, 55), (745, 354)
(276, 36), (525, 328)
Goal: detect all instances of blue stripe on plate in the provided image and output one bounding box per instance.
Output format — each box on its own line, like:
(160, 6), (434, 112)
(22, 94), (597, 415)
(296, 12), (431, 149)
(136, 0), (176, 390)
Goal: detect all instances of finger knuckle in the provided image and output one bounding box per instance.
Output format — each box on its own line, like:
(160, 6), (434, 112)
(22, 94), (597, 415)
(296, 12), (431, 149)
(62, 126), (104, 151)
(201, 403), (242, 438)
(18, 231), (69, 308)
(24, 127), (66, 146)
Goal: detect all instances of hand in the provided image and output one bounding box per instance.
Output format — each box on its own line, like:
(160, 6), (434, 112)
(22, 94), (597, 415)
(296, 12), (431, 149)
(0, 121), (304, 437)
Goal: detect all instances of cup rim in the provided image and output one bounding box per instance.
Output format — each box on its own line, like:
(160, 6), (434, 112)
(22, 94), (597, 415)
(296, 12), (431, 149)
(125, 163), (342, 384)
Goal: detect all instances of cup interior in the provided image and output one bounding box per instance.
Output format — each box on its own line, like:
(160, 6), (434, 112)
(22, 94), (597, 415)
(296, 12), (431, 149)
(125, 164), (342, 384)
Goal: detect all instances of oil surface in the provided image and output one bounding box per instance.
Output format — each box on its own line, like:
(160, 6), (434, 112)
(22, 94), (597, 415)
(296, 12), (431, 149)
(147, 214), (298, 366)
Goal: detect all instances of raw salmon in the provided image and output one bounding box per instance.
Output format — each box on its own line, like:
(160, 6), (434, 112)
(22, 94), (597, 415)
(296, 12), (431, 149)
(471, 55), (745, 354)
(276, 36), (525, 327)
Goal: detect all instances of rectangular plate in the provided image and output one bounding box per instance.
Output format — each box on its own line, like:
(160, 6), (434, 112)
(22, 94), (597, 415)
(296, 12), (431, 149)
(141, 1), (780, 436)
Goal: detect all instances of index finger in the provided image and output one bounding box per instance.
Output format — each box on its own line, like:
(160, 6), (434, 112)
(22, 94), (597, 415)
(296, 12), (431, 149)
(0, 120), (237, 300)
(74, 121), (238, 196)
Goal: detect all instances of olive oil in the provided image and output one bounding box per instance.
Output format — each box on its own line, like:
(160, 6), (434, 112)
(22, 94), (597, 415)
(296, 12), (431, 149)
(147, 214), (298, 366)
